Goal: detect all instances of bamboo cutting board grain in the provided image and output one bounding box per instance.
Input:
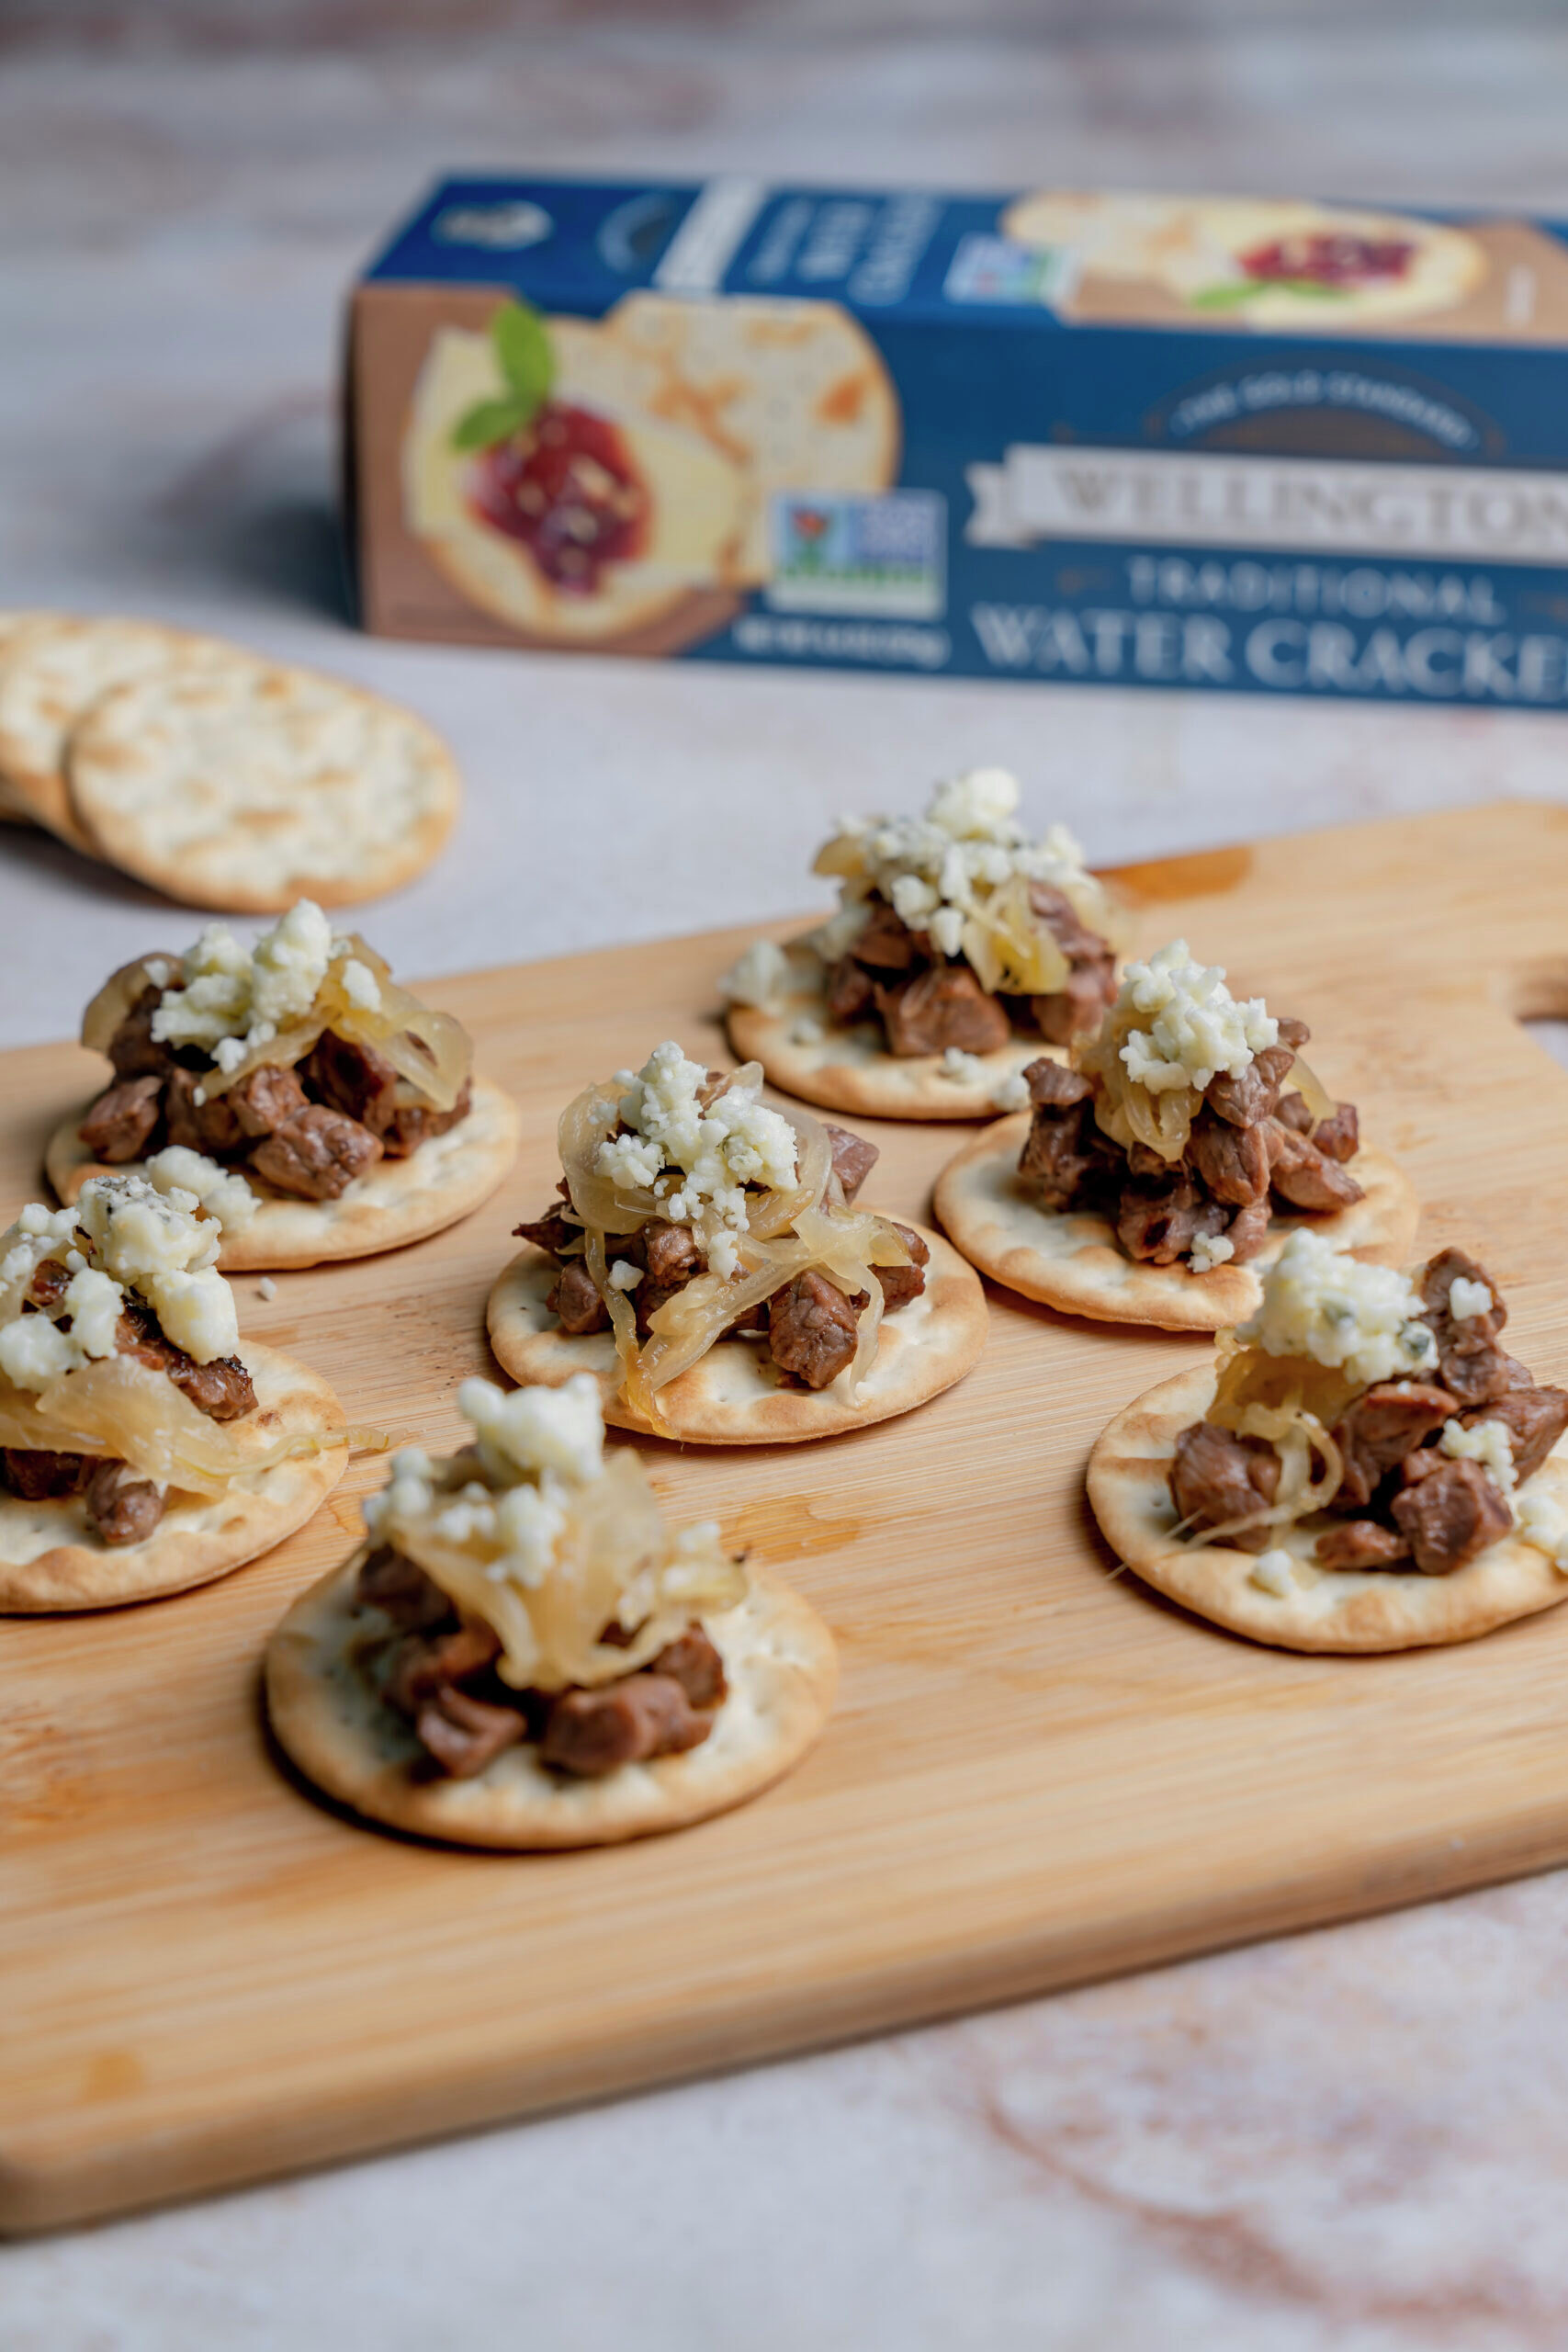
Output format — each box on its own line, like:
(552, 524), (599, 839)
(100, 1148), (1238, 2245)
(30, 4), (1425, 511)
(6, 801), (1568, 2233)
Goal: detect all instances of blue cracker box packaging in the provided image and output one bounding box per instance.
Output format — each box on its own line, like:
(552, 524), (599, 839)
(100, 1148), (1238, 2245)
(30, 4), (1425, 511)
(351, 175), (1568, 707)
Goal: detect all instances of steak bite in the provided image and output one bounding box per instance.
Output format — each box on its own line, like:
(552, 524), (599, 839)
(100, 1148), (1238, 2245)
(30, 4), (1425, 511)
(1461, 1385), (1568, 1486)
(1169, 1419), (1281, 1552)
(85, 1460), (165, 1547)
(874, 1221), (930, 1313)
(875, 964), (1012, 1057)
(1330, 1382), (1456, 1510)
(3, 1447), (96, 1501)
(164, 1067), (246, 1157)
(1418, 1249), (1515, 1408)
(106, 983), (180, 1082)
(825, 1122), (879, 1204)
(229, 1062), (310, 1139)
(768, 1269), (862, 1390)
(79, 1076), (164, 1165)
(539, 1673), (711, 1775)
(547, 1259), (610, 1335)
(1392, 1456), (1514, 1576)
(250, 1105), (384, 1200)
(116, 1295), (257, 1420)
(1314, 1519), (1412, 1571)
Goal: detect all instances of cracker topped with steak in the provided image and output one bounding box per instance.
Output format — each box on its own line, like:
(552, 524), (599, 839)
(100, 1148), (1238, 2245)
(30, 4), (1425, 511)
(265, 1374), (837, 1849)
(488, 1039), (986, 1443)
(1089, 1232), (1568, 1652)
(48, 899), (519, 1269)
(935, 938), (1418, 1331)
(722, 768), (1129, 1120)
(0, 1175), (344, 1611)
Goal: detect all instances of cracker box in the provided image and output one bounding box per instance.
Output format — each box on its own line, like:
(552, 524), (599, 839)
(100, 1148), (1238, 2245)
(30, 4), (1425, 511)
(349, 175), (1568, 707)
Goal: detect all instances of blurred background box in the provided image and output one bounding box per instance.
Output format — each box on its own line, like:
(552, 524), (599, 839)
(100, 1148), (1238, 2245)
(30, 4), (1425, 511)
(354, 171), (1568, 707)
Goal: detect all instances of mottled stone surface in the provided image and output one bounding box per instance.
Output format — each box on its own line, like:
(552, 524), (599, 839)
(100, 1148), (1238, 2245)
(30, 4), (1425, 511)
(5, 8), (1568, 2346)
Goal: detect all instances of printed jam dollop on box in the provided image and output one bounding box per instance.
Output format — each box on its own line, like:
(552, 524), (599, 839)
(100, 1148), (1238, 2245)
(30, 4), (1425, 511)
(350, 177), (1568, 706)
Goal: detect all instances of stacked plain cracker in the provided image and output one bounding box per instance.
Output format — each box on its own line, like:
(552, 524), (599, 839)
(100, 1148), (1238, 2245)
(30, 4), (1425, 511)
(0, 612), (459, 910)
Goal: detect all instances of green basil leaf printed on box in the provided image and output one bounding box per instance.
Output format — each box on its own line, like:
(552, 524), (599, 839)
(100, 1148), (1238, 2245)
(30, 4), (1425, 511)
(452, 300), (556, 451)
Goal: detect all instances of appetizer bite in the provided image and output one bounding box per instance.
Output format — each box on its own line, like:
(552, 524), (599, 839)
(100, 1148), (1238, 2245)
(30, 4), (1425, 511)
(0, 1175), (344, 1610)
(49, 899), (519, 1269)
(1088, 1234), (1568, 1652)
(265, 1374), (837, 1847)
(934, 939), (1417, 1330)
(488, 1041), (986, 1442)
(721, 768), (1128, 1120)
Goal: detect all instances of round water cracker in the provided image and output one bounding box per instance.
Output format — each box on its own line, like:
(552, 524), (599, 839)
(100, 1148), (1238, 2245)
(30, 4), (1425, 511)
(728, 983), (1056, 1123)
(0, 609), (59, 823)
(487, 1220), (987, 1444)
(68, 655), (460, 911)
(609, 295), (900, 584)
(47, 1074), (519, 1272)
(933, 1112), (1421, 1331)
(0, 1343), (345, 1613)
(265, 1564), (838, 1849)
(1087, 1360), (1568, 1653)
(0, 613), (237, 851)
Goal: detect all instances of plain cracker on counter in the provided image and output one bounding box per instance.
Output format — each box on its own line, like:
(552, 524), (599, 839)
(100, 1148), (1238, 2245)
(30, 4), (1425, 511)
(0, 609), (60, 825)
(1087, 1360), (1568, 1652)
(487, 1220), (987, 1443)
(0, 614), (235, 852)
(0, 1345), (345, 1612)
(933, 1112), (1421, 1331)
(67, 653), (461, 911)
(728, 983), (1057, 1122)
(265, 1565), (838, 1849)
(46, 1076), (520, 1272)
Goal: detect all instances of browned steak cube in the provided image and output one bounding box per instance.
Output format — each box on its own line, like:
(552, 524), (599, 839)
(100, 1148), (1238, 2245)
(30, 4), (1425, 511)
(250, 1105), (383, 1200)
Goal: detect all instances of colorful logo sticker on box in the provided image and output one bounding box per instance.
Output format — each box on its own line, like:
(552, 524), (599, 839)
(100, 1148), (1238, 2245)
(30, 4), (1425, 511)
(764, 490), (946, 618)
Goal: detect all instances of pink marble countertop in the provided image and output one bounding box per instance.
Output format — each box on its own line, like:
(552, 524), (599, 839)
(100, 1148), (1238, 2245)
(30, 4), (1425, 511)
(4, 7), (1568, 2345)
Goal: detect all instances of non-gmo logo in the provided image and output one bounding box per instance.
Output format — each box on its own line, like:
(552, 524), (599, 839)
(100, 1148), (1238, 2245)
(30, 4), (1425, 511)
(433, 201), (553, 252)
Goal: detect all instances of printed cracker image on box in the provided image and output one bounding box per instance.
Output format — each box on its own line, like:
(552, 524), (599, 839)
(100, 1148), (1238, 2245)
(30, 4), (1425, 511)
(352, 175), (1568, 706)
(998, 192), (1498, 334)
(399, 289), (899, 651)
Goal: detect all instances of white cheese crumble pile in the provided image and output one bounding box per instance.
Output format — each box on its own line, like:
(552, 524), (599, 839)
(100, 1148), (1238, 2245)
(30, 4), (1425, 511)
(1114, 940), (1278, 1095)
(595, 1042), (797, 1277)
(1189, 1232), (1235, 1276)
(144, 1145), (260, 1234)
(1235, 1229), (1438, 1388)
(149, 898), (376, 1074)
(1517, 1487), (1568, 1574)
(1439, 1416), (1517, 1495)
(716, 937), (791, 1012)
(364, 1374), (608, 1589)
(989, 1069), (1032, 1114)
(1248, 1546), (1296, 1596)
(939, 1047), (986, 1083)
(808, 769), (1104, 964)
(0, 1176), (239, 1391)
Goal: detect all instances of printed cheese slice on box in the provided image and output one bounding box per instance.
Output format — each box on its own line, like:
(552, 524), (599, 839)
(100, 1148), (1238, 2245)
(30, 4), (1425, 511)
(403, 312), (747, 644)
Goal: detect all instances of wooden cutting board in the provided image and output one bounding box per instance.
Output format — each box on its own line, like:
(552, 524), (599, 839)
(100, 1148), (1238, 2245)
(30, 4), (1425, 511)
(6, 800), (1568, 2235)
